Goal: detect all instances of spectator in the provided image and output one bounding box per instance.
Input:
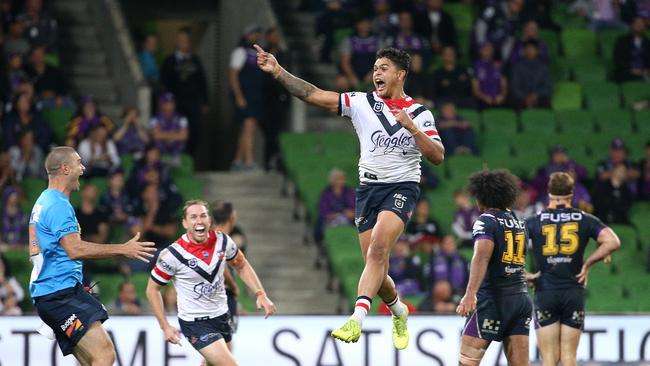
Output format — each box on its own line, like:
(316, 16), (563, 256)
(66, 96), (114, 146)
(472, 42), (508, 109)
(570, 0), (628, 31)
(531, 145), (588, 195)
(473, 0), (523, 61)
(0, 254), (24, 315)
(315, 0), (353, 62)
(261, 27), (291, 170)
(370, 0), (396, 37)
(436, 101), (478, 155)
(161, 27), (208, 156)
(2, 52), (29, 97)
(315, 168), (355, 243)
(2, 92), (51, 151)
(150, 92), (188, 162)
(520, 0), (560, 31)
(16, 0), (58, 52)
(405, 53), (434, 108)
(509, 20), (550, 65)
(338, 16), (383, 91)
(129, 183), (179, 257)
(75, 184), (109, 243)
(510, 39), (551, 109)
(421, 235), (467, 313)
(98, 168), (133, 227)
(388, 237), (423, 296)
(25, 45), (72, 108)
(451, 189), (480, 248)
(9, 128), (45, 181)
(0, 152), (18, 195)
(415, 0), (458, 55)
(113, 106), (150, 158)
(614, 16), (650, 82)
(405, 198), (444, 244)
(386, 11), (430, 63)
(139, 34), (160, 86)
(512, 186), (544, 220)
(3, 21), (30, 59)
(596, 138), (640, 196)
(126, 144), (172, 197)
(0, 1), (14, 33)
(432, 46), (473, 108)
(593, 164), (634, 224)
(77, 124), (120, 178)
(638, 141), (650, 200)
(0, 187), (28, 246)
(110, 281), (145, 315)
(229, 24), (264, 170)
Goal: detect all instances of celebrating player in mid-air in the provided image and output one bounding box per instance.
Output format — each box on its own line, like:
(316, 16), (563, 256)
(255, 44), (444, 349)
(526, 172), (620, 366)
(456, 169), (532, 365)
(146, 200), (276, 366)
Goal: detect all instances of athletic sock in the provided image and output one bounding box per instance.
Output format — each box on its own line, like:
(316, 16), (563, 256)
(385, 295), (406, 317)
(351, 296), (372, 326)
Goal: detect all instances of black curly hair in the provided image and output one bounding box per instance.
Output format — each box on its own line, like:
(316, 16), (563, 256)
(376, 47), (411, 73)
(467, 169), (520, 210)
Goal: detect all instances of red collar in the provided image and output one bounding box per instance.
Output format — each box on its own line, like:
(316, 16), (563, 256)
(376, 93), (416, 115)
(176, 230), (218, 265)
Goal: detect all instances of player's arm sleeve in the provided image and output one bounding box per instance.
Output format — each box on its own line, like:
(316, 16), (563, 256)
(585, 213), (607, 240)
(224, 234), (240, 261)
(150, 248), (176, 285)
(416, 110), (442, 142)
(229, 47), (246, 70)
(338, 92), (363, 119)
(48, 202), (80, 242)
(472, 215), (495, 243)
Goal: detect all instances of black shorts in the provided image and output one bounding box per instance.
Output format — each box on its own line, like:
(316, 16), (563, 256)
(34, 283), (109, 356)
(179, 313), (232, 351)
(236, 102), (262, 121)
(355, 182), (420, 233)
(534, 288), (585, 330)
(463, 293), (532, 342)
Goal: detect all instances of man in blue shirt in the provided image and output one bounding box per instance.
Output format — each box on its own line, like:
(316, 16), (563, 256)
(29, 146), (156, 365)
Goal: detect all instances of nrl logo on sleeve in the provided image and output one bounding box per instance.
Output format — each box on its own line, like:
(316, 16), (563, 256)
(373, 102), (384, 113)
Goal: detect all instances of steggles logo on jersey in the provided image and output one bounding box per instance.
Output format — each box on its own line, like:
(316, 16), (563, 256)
(193, 282), (218, 300)
(369, 130), (413, 154)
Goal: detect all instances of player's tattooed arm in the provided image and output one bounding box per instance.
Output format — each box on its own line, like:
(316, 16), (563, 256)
(254, 44), (339, 113)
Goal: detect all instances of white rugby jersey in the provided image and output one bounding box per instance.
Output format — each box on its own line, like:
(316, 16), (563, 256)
(339, 91), (441, 184)
(151, 230), (238, 321)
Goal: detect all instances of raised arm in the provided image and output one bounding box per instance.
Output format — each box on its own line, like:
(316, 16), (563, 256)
(59, 232), (156, 262)
(577, 227), (621, 284)
(254, 44), (339, 113)
(456, 238), (494, 316)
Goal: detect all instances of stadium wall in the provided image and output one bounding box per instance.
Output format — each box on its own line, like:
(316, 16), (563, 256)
(1, 315), (650, 365)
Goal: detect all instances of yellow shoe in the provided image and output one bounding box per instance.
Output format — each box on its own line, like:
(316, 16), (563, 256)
(331, 318), (362, 343)
(392, 307), (409, 350)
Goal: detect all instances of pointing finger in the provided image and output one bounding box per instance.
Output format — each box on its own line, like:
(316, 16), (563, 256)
(253, 44), (264, 53)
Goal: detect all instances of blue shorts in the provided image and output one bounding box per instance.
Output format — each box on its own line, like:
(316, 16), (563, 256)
(179, 313), (232, 350)
(355, 182), (420, 233)
(534, 288), (585, 330)
(462, 293), (532, 342)
(34, 283), (109, 356)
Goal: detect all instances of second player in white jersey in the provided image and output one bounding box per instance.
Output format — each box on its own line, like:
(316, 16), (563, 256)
(151, 230), (238, 321)
(339, 91), (440, 184)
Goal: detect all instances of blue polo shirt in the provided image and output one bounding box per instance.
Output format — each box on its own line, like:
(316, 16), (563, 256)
(29, 189), (81, 298)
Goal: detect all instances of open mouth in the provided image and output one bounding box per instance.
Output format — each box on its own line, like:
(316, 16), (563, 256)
(195, 225), (206, 235)
(375, 79), (386, 92)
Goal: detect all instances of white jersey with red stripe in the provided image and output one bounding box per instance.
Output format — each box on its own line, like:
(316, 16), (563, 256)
(339, 91), (441, 184)
(151, 230), (238, 321)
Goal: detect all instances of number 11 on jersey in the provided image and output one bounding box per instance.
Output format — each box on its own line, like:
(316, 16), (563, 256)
(503, 231), (525, 265)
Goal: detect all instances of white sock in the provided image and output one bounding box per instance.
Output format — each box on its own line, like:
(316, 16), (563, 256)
(350, 296), (371, 326)
(386, 296), (406, 317)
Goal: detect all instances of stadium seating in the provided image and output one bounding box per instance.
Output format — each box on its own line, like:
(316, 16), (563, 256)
(551, 82), (582, 111)
(582, 81), (621, 110)
(42, 107), (75, 145)
(561, 29), (596, 61)
(621, 81), (650, 107)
